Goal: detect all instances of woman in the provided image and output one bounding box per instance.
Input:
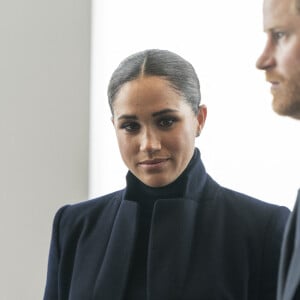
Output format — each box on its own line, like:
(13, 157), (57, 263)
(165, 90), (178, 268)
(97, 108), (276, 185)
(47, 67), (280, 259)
(44, 49), (290, 300)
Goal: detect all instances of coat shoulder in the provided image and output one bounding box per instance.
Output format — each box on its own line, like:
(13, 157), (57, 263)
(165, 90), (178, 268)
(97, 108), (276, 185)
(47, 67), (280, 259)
(65, 189), (124, 215)
(52, 189), (124, 237)
(204, 175), (290, 225)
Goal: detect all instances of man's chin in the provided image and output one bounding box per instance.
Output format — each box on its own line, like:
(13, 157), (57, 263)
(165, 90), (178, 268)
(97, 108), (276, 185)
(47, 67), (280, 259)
(272, 97), (300, 120)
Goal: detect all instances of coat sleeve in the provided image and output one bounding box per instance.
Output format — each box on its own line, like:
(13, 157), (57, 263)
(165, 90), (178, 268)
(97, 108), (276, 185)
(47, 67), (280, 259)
(43, 205), (69, 300)
(259, 205), (290, 300)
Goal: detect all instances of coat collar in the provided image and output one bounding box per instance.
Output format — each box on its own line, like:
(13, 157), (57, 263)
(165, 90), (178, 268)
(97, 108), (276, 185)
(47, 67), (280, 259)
(125, 147), (208, 203)
(147, 198), (199, 299)
(92, 199), (139, 299)
(93, 148), (208, 300)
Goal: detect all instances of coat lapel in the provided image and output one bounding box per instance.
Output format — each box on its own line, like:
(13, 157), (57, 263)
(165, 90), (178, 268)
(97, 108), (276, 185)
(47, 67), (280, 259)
(92, 199), (138, 300)
(147, 198), (198, 300)
(281, 191), (300, 300)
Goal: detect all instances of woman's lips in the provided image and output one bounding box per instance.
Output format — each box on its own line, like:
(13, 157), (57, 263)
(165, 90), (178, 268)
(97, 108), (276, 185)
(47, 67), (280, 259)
(138, 158), (169, 170)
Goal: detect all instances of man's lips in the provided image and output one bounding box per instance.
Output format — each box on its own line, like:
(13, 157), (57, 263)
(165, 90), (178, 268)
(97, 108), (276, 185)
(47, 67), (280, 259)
(266, 74), (281, 86)
(268, 81), (280, 92)
(266, 76), (280, 91)
(268, 80), (279, 85)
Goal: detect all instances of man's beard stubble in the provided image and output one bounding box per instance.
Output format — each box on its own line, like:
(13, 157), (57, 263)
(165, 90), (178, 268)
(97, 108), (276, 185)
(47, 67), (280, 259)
(271, 72), (300, 120)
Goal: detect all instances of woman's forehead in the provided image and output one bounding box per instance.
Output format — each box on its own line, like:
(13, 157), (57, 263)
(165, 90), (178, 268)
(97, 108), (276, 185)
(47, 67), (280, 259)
(112, 78), (190, 117)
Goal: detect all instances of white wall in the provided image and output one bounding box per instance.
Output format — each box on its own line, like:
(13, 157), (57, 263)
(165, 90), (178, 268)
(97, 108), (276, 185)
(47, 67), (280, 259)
(90, 0), (300, 209)
(0, 1), (91, 299)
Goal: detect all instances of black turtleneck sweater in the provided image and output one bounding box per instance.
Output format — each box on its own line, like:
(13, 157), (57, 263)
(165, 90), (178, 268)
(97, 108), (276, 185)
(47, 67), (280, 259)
(124, 150), (200, 299)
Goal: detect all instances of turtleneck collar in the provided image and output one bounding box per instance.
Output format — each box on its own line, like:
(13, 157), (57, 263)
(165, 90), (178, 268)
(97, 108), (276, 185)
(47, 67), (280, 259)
(124, 148), (207, 204)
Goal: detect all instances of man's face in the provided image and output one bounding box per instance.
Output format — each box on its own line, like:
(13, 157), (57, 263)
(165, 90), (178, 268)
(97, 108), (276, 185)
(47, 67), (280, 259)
(256, 0), (300, 119)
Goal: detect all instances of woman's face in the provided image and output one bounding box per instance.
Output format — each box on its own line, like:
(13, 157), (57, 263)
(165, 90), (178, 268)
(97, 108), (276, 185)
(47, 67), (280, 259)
(112, 76), (206, 187)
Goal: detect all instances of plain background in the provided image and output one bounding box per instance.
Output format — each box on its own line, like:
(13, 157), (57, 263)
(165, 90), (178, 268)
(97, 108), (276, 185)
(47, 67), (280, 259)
(1, 0), (299, 299)
(90, 0), (300, 208)
(1, 0), (91, 299)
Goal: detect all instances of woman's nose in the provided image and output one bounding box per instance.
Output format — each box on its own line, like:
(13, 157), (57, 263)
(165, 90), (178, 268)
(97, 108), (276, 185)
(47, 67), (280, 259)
(139, 129), (161, 153)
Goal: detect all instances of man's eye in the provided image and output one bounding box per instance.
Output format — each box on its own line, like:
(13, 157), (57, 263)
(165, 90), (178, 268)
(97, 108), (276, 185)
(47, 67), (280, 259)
(272, 31), (285, 41)
(121, 122), (140, 132)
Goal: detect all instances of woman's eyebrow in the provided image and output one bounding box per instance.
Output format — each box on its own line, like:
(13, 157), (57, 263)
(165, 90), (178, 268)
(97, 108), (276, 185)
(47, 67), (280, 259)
(117, 114), (137, 121)
(152, 109), (179, 117)
(117, 109), (179, 120)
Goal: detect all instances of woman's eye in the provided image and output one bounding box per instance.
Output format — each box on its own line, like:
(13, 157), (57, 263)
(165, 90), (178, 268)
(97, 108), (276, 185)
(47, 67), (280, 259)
(120, 122), (140, 132)
(158, 118), (176, 128)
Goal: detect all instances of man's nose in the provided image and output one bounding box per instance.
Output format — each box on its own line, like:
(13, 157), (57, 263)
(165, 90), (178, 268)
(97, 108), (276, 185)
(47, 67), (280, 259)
(256, 42), (276, 70)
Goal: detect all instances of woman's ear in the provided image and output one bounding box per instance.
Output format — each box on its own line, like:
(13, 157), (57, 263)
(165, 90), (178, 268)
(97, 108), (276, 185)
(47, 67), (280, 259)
(196, 105), (207, 136)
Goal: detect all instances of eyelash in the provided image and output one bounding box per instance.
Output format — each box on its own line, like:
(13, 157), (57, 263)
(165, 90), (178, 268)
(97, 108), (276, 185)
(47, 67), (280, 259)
(120, 122), (140, 132)
(119, 117), (178, 133)
(157, 117), (177, 128)
(272, 31), (286, 41)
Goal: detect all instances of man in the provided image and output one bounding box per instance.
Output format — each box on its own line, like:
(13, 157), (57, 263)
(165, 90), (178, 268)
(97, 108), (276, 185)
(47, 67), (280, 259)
(256, 0), (300, 299)
(256, 0), (300, 120)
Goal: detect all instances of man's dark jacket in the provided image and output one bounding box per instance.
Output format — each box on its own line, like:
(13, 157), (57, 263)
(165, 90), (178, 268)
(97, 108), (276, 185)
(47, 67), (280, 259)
(277, 190), (300, 300)
(44, 150), (290, 300)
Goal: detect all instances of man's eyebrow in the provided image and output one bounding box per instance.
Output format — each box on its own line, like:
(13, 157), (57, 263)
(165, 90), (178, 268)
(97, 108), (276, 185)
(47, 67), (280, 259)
(152, 109), (179, 117)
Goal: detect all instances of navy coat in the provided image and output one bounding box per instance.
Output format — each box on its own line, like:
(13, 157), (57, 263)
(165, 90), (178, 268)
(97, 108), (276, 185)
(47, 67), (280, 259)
(277, 190), (300, 300)
(44, 154), (290, 300)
